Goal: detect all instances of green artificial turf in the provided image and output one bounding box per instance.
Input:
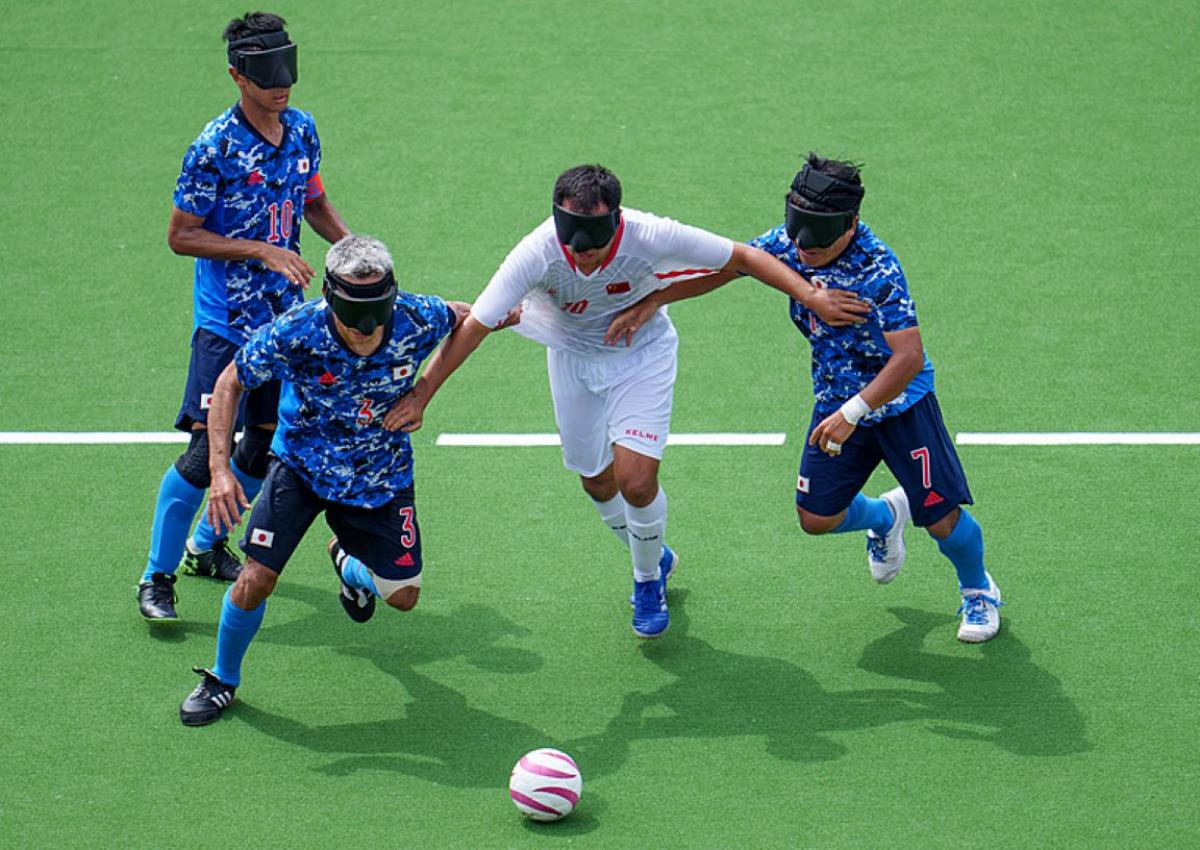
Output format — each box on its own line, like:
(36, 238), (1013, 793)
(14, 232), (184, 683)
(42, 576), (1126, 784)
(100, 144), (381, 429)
(1, 1), (1197, 847)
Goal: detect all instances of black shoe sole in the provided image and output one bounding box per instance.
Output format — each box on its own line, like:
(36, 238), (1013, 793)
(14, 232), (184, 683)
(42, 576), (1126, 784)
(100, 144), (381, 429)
(180, 707), (223, 726)
(142, 613), (180, 623)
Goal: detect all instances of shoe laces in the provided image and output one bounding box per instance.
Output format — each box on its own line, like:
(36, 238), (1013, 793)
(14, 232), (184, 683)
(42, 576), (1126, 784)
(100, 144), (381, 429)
(632, 580), (664, 613)
(153, 574), (178, 604)
(957, 593), (1002, 625)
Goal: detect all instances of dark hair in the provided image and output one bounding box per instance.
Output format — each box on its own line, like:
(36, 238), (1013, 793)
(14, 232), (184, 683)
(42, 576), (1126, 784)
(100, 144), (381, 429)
(223, 11), (287, 43)
(788, 152), (864, 213)
(553, 164), (622, 213)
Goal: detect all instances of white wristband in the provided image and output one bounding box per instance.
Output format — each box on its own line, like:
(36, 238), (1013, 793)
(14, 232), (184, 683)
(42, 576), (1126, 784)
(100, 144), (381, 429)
(839, 394), (871, 426)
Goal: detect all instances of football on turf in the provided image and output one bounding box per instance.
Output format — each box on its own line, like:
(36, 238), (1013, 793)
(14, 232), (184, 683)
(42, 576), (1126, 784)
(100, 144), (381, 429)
(508, 748), (582, 821)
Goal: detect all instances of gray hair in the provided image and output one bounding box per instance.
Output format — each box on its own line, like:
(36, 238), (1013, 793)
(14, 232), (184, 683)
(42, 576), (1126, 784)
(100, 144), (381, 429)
(325, 234), (393, 279)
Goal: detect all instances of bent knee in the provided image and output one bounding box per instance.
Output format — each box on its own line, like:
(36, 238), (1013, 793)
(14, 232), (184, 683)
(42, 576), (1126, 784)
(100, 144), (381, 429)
(618, 475), (659, 507)
(797, 508), (838, 536)
(232, 559), (278, 606)
(580, 476), (615, 502)
(385, 586), (420, 611)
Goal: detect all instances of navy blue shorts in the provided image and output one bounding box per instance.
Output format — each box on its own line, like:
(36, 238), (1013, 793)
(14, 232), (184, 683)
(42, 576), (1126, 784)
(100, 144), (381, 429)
(794, 392), (972, 527)
(239, 460), (424, 584)
(175, 328), (281, 432)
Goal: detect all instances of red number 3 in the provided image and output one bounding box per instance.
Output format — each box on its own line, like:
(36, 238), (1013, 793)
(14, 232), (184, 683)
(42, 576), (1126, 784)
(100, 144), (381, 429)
(398, 506), (416, 548)
(356, 399), (375, 427)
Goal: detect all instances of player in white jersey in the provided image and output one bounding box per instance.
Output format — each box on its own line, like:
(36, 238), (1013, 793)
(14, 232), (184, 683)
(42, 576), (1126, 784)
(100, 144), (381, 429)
(385, 164), (868, 638)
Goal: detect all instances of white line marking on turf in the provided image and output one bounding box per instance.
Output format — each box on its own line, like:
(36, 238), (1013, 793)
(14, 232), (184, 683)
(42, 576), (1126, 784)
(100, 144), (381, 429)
(3, 432), (1194, 448)
(435, 433), (788, 447)
(0, 432), (191, 445)
(956, 433), (1200, 446)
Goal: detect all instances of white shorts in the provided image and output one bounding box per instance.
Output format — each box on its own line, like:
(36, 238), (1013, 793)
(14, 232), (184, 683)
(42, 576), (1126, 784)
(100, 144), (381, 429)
(546, 327), (678, 477)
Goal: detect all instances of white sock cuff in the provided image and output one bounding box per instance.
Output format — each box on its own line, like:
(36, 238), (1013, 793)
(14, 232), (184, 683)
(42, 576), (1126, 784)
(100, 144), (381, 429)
(625, 488), (666, 526)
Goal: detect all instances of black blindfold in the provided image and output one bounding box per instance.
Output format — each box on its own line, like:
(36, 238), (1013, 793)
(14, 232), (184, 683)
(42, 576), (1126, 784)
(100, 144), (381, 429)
(553, 205), (621, 252)
(228, 30), (298, 89)
(323, 269), (397, 334)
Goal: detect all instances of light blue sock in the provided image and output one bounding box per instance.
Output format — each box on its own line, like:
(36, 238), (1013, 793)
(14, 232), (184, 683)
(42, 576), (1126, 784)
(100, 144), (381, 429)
(212, 588), (266, 688)
(191, 458), (264, 551)
(934, 509), (988, 590)
(832, 492), (894, 536)
(340, 555), (379, 597)
(141, 466), (206, 582)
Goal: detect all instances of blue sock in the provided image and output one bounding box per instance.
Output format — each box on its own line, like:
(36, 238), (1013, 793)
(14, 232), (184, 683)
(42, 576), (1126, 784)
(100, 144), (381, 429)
(191, 458), (264, 551)
(934, 509), (988, 590)
(141, 466), (206, 582)
(832, 492), (894, 536)
(212, 588), (266, 688)
(340, 555), (379, 597)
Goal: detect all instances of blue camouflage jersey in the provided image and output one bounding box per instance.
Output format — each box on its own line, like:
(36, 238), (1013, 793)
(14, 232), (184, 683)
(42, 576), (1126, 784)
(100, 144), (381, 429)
(750, 221), (934, 425)
(234, 296), (457, 507)
(173, 104), (325, 345)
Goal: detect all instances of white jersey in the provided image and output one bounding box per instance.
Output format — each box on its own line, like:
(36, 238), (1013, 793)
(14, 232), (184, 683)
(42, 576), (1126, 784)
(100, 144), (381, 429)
(471, 208), (735, 357)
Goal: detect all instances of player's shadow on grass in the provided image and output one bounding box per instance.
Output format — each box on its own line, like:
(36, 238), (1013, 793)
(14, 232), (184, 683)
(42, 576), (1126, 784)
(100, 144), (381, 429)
(233, 601), (567, 785)
(564, 589), (928, 772)
(855, 606), (1090, 756)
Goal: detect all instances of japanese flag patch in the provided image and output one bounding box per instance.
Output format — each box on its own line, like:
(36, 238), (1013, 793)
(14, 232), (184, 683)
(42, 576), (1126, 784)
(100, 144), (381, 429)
(796, 474), (810, 494)
(297, 157), (310, 174)
(200, 393), (213, 411)
(393, 364), (414, 380)
(249, 528), (275, 548)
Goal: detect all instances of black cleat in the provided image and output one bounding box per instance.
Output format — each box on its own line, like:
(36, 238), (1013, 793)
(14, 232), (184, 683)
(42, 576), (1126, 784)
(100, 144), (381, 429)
(328, 537), (375, 623)
(181, 538), (243, 582)
(138, 572), (179, 622)
(180, 667), (236, 726)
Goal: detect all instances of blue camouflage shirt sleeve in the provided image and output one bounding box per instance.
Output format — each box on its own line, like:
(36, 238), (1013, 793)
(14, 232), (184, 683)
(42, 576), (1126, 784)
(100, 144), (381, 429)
(748, 224), (793, 259)
(234, 319), (293, 390)
(864, 253), (918, 333)
(410, 294), (457, 342)
(172, 140), (220, 218)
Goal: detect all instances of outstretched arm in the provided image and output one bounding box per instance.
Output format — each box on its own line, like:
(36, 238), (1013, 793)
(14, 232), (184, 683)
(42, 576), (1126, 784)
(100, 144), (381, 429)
(168, 207), (318, 288)
(206, 363), (251, 534)
(605, 244), (869, 346)
(383, 314), (494, 432)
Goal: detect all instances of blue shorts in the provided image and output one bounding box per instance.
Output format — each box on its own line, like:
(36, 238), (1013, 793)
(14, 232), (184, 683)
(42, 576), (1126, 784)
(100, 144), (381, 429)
(794, 392), (972, 527)
(239, 460), (424, 583)
(175, 328), (281, 432)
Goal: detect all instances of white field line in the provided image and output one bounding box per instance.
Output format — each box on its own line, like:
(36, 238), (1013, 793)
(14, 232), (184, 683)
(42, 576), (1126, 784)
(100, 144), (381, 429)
(435, 433), (788, 447)
(1, 431), (1195, 447)
(0, 432), (191, 445)
(956, 433), (1200, 446)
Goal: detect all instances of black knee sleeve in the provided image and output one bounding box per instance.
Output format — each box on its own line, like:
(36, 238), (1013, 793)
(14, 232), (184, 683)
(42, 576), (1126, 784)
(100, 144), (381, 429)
(174, 430), (211, 489)
(232, 425), (273, 479)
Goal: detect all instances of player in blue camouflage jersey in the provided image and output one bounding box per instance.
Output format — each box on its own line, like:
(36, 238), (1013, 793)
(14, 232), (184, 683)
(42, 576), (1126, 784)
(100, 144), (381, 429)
(606, 154), (1002, 643)
(137, 12), (350, 624)
(179, 235), (470, 726)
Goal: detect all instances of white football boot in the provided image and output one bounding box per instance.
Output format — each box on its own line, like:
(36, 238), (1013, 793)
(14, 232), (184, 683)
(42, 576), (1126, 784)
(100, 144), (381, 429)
(957, 572), (1003, 643)
(866, 487), (910, 584)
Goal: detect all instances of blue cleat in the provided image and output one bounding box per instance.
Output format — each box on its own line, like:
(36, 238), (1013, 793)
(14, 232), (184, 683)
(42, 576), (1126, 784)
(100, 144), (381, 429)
(632, 578), (669, 639)
(629, 544), (678, 606)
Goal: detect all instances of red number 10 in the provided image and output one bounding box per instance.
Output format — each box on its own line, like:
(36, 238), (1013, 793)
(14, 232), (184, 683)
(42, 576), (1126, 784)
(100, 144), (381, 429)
(267, 200), (294, 243)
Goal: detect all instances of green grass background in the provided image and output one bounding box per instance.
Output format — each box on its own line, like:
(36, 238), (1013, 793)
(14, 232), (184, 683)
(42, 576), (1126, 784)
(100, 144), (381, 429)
(1, 1), (1197, 847)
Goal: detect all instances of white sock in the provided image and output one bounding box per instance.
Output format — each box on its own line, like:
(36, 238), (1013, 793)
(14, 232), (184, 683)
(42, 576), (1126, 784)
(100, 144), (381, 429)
(625, 488), (667, 583)
(593, 493), (630, 547)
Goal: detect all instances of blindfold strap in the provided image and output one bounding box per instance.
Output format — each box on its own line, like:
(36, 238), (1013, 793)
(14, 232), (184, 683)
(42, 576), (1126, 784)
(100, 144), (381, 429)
(791, 166), (864, 213)
(325, 268), (395, 300)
